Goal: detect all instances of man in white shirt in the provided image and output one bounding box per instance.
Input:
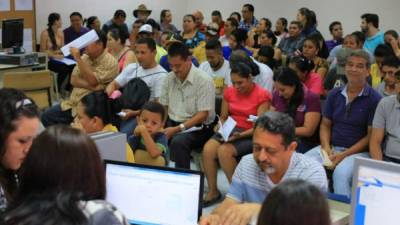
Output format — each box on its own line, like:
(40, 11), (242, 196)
(106, 37), (167, 134)
(199, 39), (231, 96)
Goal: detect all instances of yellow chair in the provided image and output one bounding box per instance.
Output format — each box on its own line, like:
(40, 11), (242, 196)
(3, 70), (53, 110)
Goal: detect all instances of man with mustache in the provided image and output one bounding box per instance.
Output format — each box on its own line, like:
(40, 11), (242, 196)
(200, 111), (327, 225)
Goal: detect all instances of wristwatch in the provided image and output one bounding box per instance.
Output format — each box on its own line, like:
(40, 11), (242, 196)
(179, 123), (186, 131)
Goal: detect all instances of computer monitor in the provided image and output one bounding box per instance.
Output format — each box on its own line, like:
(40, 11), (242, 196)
(105, 160), (204, 225)
(1, 18), (24, 54)
(350, 157), (400, 225)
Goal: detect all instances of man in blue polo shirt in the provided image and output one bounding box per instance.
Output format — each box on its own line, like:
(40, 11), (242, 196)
(306, 49), (382, 197)
(200, 112), (327, 225)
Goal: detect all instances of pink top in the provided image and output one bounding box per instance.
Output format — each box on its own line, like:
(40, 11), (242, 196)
(224, 84), (272, 130)
(303, 72), (322, 95)
(117, 50), (131, 72)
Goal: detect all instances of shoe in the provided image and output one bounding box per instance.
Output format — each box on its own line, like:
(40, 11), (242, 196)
(202, 191), (222, 208)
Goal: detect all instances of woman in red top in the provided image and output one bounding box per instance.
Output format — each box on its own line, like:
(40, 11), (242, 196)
(202, 62), (271, 206)
(289, 56), (323, 95)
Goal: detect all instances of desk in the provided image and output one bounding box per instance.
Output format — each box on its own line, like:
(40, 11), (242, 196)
(329, 199), (351, 225)
(0, 53), (47, 88)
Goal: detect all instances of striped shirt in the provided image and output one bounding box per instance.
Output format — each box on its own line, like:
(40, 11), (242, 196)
(160, 64), (216, 124)
(227, 153), (328, 203)
(81, 200), (129, 225)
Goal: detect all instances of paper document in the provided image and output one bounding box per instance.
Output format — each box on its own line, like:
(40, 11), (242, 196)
(180, 126), (203, 134)
(247, 115), (258, 122)
(51, 57), (76, 65)
(218, 116), (237, 142)
(320, 149), (333, 167)
(61, 30), (99, 56)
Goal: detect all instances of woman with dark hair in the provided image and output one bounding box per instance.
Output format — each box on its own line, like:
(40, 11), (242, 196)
(274, 17), (289, 46)
(40, 13), (73, 92)
(297, 7), (318, 37)
(256, 46), (276, 70)
(1, 125), (129, 225)
(202, 61), (271, 206)
(222, 28), (252, 60)
(107, 27), (137, 72)
(289, 55), (323, 95)
(160, 9), (178, 34)
(229, 12), (241, 24)
(248, 18), (273, 49)
(0, 88), (40, 212)
(76, 91), (135, 163)
(257, 179), (331, 225)
(272, 68), (321, 153)
(181, 14), (205, 49)
(384, 30), (400, 59)
(299, 35), (329, 81)
(85, 16), (101, 31)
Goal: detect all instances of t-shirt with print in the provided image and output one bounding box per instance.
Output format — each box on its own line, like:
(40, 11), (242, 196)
(224, 84), (271, 130)
(128, 132), (168, 161)
(114, 63), (167, 100)
(226, 153), (327, 203)
(199, 60), (231, 95)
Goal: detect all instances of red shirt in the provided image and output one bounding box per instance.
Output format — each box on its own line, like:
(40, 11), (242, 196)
(224, 84), (271, 129)
(304, 72), (323, 95)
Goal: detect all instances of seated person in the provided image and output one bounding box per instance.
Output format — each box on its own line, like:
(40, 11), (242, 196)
(76, 91), (134, 163)
(160, 42), (216, 169)
(199, 112), (327, 225)
(272, 68), (321, 153)
(199, 39), (231, 95)
(139, 21), (168, 63)
(192, 22), (220, 64)
(63, 12), (89, 45)
(85, 16), (101, 31)
(301, 35), (329, 80)
(384, 30), (400, 59)
(305, 50), (382, 197)
(228, 50), (274, 93)
(102, 9), (129, 36)
(257, 179), (331, 225)
(288, 56), (323, 95)
(0, 88), (40, 212)
(251, 30), (278, 58)
(219, 17), (239, 47)
(202, 61), (271, 207)
(41, 30), (119, 127)
(181, 14), (205, 49)
(370, 70), (400, 163)
(375, 56), (400, 96)
(105, 38), (167, 135)
(256, 46), (277, 70)
(129, 19), (145, 49)
(222, 28), (252, 60)
(129, 102), (168, 166)
(107, 27), (136, 72)
(370, 44), (396, 88)
(247, 17), (272, 49)
(325, 21), (344, 52)
(323, 48), (352, 92)
(276, 21), (305, 59)
(1, 125), (128, 225)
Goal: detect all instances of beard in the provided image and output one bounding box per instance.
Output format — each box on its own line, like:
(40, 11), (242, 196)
(258, 161), (277, 174)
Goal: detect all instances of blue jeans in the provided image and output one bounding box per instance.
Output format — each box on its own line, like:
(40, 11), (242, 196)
(305, 145), (370, 197)
(41, 104), (73, 127)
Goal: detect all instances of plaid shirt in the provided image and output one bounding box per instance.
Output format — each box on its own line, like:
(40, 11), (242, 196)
(239, 17), (259, 31)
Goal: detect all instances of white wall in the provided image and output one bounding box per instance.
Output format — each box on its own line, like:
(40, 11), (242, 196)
(36, 0), (400, 42)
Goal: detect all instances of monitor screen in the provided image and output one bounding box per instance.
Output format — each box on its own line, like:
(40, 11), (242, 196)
(105, 161), (203, 225)
(2, 19), (24, 49)
(352, 162), (400, 225)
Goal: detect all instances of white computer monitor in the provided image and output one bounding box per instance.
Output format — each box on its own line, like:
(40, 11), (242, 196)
(350, 157), (400, 225)
(105, 160), (204, 225)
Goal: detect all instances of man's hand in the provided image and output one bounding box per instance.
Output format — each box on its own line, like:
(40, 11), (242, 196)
(228, 132), (241, 142)
(219, 203), (259, 225)
(70, 47), (81, 60)
(198, 214), (221, 225)
(164, 126), (180, 139)
(328, 151), (346, 170)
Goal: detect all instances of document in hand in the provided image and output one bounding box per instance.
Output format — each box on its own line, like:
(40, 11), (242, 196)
(51, 57), (76, 65)
(218, 116), (237, 142)
(320, 149), (333, 167)
(61, 30), (99, 56)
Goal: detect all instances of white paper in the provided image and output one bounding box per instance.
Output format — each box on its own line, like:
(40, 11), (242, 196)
(22, 28), (32, 53)
(218, 116), (237, 142)
(51, 57), (76, 66)
(0, 0), (10, 11)
(61, 30), (98, 56)
(180, 126), (203, 134)
(15, 0), (32, 10)
(247, 115), (258, 122)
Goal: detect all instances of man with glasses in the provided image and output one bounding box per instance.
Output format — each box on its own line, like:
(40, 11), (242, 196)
(375, 56), (400, 96)
(200, 112), (327, 225)
(370, 69), (400, 163)
(305, 49), (381, 197)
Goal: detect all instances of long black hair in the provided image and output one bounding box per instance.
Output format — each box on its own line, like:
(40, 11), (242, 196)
(80, 91), (119, 126)
(273, 67), (304, 119)
(47, 13), (61, 50)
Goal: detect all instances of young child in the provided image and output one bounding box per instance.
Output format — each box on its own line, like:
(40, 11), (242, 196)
(129, 101), (168, 166)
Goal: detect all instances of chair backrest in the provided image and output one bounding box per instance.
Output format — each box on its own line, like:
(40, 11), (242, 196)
(3, 70), (53, 110)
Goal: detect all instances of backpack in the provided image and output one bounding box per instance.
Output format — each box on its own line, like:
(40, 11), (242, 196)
(118, 77), (150, 110)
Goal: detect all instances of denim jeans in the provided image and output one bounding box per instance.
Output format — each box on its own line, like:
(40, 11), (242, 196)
(305, 145), (370, 197)
(120, 118), (138, 138)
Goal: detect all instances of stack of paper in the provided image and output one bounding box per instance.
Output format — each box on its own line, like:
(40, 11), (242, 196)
(218, 116), (237, 142)
(320, 149), (334, 167)
(61, 30), (99, 56)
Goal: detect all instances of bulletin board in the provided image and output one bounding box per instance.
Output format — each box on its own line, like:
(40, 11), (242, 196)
(0, 0), (36, 52)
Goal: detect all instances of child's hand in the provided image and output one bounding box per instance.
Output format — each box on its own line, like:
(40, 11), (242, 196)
(134, 125), (147, 136)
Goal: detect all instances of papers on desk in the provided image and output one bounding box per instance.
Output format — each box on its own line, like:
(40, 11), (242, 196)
(218, 116), (237, 142)
(61, 30), (99, 56)
(51, 57), (76, 65)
